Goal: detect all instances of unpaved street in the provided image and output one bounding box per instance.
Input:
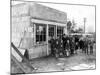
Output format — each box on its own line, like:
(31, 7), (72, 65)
(11, 50), (96, 74)
(30, 50), (96, 73)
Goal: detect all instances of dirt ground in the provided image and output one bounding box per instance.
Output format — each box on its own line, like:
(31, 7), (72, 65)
(30, 50), (96, 72)
(11, 49), (96, 74)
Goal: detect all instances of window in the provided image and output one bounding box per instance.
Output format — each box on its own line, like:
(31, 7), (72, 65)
(57, 26), (63, 39)
(36, 23), (46, 44)
(49, 25), (56, 38)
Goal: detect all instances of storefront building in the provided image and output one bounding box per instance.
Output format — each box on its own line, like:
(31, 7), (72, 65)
(12, 3), (67, 60)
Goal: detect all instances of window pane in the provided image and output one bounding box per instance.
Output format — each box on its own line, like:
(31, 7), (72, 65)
(36, 35), (39, 42)
(35, 23), (46, 43)
(49, 25), (55, 37)
(57, 26), (63, 38)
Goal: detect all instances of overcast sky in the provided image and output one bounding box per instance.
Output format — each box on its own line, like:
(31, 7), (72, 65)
(11, 1), (95, 33)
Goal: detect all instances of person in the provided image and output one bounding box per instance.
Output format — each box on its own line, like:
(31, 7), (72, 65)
(84, 38), (89, 55)
(65, 40), (70, 56)
(75, 35), (79, 54)
(49, 36), (55, 56)
(79, 38), (84, 53)
(55, 36), (60, 58)
(75, 35), (79, 44)
(55, 36), (64, 58)
(70, 37), (75, 55)
(75, 42), (78, 54)
(62, 34), (67, 50)
(89, 40), (94, 54)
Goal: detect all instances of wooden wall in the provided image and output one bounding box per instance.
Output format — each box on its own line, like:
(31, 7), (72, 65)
(11, 3), (67, 60)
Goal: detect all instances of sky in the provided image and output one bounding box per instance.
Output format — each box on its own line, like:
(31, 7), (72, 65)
(11, 1), (95, 33)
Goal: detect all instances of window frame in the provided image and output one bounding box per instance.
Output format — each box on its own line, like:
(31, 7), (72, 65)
(35, 23), (47, 44)
(48, 25), (56, 38)
(57, 26), (64, 39)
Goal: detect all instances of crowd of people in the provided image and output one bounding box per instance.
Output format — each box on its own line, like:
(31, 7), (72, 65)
(49, 34), (95, 58)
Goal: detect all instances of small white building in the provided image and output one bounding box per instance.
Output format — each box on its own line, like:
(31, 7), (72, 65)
(11, 3), (67, 60)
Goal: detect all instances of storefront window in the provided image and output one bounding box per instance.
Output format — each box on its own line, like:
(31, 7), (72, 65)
(57, 26), (63, 38)
(36, 23), (46, 44)
(49, 25), (56, 38)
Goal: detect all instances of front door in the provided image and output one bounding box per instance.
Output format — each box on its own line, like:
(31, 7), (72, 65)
(48, 25), (56, 55)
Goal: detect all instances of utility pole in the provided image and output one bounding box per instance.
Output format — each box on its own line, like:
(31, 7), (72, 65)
(84, 18), (86, 33)
(72, 19), (76, 30)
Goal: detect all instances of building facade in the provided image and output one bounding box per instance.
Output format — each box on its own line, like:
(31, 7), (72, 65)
(12, 3), (67, 60)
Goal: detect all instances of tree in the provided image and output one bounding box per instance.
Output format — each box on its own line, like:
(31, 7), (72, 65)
(67, 20), (83, 33)
(67, 21), (72, 31)
(67, 20), (76, 33)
